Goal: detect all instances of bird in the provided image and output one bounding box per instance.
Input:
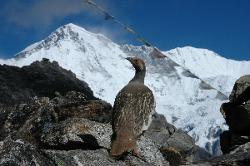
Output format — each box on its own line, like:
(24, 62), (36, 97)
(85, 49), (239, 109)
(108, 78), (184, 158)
(110, 57), (155, 159)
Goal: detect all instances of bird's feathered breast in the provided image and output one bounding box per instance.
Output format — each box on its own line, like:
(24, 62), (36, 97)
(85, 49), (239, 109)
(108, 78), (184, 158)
(112, 82), (155, 137)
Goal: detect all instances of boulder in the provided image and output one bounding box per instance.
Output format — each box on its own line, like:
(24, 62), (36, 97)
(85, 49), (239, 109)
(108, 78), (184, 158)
(53, 91), (112, 123)
(144, 113), (196, 165)
(220, 131), (250, 154)
(39, 118), (112, 150)
(220, 102), (250, 134)
(39, 117), (169, 165)
(229, 75), (250, 104)
(220, 75), (250, 155)
(144, 113), (176, 146)
(44, 148), (154, 166)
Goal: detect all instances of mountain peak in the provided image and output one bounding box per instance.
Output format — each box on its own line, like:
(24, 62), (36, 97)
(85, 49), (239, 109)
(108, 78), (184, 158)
(63, 23), (82, 29)
(15, 23), (114, 59)
(58, 23), (89, 36)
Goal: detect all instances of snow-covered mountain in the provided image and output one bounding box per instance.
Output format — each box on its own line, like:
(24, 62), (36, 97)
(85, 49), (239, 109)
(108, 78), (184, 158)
(1, 23), (250, 155)
(166, 47), (250, 96)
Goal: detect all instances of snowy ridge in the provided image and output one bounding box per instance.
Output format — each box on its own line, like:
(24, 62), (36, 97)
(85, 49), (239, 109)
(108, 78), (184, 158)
(1, 23), (249, 155)
(0, 59), (5, 64)
(166, 47), (250, 96)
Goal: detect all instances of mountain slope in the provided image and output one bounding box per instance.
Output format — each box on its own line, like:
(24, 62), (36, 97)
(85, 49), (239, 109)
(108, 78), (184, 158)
(1, 23), (249, 155)
(166, 47), (250, 96)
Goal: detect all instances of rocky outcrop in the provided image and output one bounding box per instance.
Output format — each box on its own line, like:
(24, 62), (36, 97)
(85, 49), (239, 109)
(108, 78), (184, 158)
(220, 75), (250, 154)
(0, 90), (200, 165)
(229, 75), (250, 105)
(0, 58), (95, 105)
(216, 75), (250, 165)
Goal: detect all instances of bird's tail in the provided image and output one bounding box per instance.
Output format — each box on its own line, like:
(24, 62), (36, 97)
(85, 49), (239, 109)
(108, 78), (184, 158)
(110, 129), (136, 158)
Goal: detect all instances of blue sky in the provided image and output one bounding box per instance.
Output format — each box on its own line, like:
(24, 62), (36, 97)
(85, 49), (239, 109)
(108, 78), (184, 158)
(0, 0), (249, 60)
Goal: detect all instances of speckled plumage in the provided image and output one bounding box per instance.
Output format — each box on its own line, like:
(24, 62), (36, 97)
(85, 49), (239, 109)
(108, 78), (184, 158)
(111, 57), (155, 158)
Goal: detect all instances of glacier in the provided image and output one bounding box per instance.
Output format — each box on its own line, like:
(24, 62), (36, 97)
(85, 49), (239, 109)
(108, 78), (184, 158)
(1, 23), (250, 155)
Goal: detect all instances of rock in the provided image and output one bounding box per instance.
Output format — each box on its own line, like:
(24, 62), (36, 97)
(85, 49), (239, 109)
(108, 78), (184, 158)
(220, 102), (250, 134)
(198, 149), (250, 165)
(44, 149), (126, 166)
(51, 91), (113, 123)
(144, 113), (196, 165)
(40, 117), (169, 165)
(164, 129), (195, 156)
(0, 99), (57, 142)
(0, 94), (172, 165)
(54, 99), (112, 123)
(0, 138), (54, 166)
(220, 131), (231, 154)
(160, 147), (182, 166)
(230, 142), (250, 154)
(0, 91), (113, 143)
(0, 59), (95, 104)
(44, 148), (157, 166)
(39, 118), (112, 150)
(144, 113), (176, 146)
(220, 131), (250, 154)
(160, 129), (196, 165)
(220, 74), (250, 156)
(229, 75), (250, 104)
(212, 75), (250, 165)
(137, 136), (169, 165)
(195, 143), (250, 165)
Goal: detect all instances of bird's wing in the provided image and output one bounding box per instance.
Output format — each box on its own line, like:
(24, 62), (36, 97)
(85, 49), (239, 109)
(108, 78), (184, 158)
(112, 85), (155, 136)
(134, 89), (155, 133)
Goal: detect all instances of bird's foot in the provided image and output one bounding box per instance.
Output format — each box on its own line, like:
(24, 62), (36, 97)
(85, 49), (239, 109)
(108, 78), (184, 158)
(132, 148), (147, 162)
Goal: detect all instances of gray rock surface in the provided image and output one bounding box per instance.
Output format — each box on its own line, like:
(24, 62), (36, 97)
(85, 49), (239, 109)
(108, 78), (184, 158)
(165, 129), (195, 156)
(144, 113), (176, 146)
(198, 144), (250, 165)
(0, 93), (173, 166)
(220, 75), (250, 155)
(230, 142), (250, 154)
(40, 118), (112, 150)
(229, 75), (250, 104)
(44, 149), (126, 166)
(0, 137), (54, 166)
